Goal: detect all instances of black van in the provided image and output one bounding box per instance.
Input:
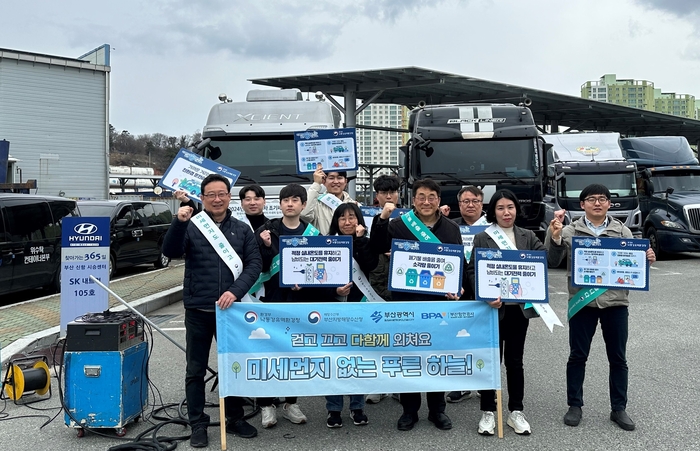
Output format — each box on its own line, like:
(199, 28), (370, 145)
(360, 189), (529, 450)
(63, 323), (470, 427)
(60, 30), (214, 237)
(77, 200), (173, 278)
(0, 194), (78, 298)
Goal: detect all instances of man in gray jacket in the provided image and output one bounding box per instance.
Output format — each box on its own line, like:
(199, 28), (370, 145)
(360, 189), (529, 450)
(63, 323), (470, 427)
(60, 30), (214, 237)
(163, 173), (262, 447)
(301, 165), (355, 235)
(546, 183), (655, 432)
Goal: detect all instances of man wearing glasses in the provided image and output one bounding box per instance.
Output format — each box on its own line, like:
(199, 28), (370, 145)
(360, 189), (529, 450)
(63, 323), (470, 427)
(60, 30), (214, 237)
(546, 183), (656, 432)
(372, 179), (466, 431)
(301, 165), (355, 235)
(163, 174), (262, 447)
(445, 189), (486, 405)
(454, 186), (488, 226)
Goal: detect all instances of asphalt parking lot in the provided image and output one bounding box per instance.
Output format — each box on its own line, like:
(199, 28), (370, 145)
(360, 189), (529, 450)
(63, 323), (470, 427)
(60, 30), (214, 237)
(1, 255), (699, 451)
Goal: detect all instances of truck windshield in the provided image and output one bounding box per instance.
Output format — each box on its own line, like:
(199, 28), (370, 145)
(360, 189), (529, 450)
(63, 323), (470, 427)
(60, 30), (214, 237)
(208, 136), (312, 184)
(559, 173), (637, 199)
(651, 171), (700, 192)
(417, 139), (537, 179)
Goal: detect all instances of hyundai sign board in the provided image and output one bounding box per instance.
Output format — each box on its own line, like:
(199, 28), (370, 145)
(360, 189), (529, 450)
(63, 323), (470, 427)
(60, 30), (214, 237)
(60, 217), (110, 334)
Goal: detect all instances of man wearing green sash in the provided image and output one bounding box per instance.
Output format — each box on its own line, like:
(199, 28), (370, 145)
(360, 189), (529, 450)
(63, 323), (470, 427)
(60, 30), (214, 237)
(254, 183), (324, 429)
(372, 179), (466, 432)
(546, 184), (656, 431)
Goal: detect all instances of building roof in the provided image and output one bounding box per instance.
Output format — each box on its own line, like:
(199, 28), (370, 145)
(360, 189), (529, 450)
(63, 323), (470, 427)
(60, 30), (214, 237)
(250, 66), (700, 144)
(0, 47), (110, 72)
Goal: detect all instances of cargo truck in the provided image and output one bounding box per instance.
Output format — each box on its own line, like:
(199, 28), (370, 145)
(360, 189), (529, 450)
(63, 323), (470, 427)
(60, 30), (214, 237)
(542, 132), (641, 236)
(621, 136), (700, 257)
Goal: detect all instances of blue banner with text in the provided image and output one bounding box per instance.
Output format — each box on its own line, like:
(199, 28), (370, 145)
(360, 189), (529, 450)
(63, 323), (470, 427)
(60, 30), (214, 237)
(216, 301), (500, 397)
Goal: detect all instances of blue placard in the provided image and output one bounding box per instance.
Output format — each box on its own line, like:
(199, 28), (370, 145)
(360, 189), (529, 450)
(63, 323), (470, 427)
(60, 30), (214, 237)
(294, 128), (358, 173)
(60, 217), (111, 334)
(158, 148), (241, 202)
(279, 235), (352, 287)
(216, 301), (501, 397)
(388, 240), (464, 295)
(571, 236), (650, 291)
(473, 248), (549, 303)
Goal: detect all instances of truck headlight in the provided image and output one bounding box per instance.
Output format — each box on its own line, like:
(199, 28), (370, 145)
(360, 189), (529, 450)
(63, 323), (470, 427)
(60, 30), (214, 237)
(660, 220), (683, 229)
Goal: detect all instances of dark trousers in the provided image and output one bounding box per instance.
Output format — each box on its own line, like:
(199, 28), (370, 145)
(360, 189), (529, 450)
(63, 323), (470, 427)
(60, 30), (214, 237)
(185, 308), (245, 427)
(567, 305), (629, 411)
(400, 392), (446, 414)
(481, 304), (529, 412)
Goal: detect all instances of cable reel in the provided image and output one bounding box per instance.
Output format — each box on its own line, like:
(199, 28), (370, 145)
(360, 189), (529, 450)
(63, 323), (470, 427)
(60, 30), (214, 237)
(1, 356), (52, 404)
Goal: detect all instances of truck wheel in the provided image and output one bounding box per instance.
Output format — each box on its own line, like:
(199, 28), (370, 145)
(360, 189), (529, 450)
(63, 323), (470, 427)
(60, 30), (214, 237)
(646, 227), (664, 260)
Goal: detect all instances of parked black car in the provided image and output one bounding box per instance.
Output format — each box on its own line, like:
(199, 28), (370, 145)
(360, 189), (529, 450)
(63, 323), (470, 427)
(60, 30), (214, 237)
(0, 193), (78, 298)
(77, 200), (173, 278)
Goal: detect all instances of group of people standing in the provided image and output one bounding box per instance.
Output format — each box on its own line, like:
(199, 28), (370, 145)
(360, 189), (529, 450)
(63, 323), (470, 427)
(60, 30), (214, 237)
(162, 166), (654, 448)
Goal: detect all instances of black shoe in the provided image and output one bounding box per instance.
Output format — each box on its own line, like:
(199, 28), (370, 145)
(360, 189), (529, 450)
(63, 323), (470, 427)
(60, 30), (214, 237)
(564, 406), (582, 426)
(190, 426), (208, 448)
(446, 390), (473, 403)
(226, 418), (258, 438)
(327, 411), (343, 428)
(428, 411), (453, 430)
(397, 412), (419, 431)
(351, 409), (369, 426)
(610, 410), (635, 431)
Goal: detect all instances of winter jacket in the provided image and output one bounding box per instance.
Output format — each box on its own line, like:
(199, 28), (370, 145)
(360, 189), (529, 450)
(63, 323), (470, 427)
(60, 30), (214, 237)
(371, 210), (468, 302)
(254, 218), (334, 302)
(300, 182), (355, 235)
(369, 253), (392, 301)
(162, 209), (262, 310)
(545, 216), (632, 308)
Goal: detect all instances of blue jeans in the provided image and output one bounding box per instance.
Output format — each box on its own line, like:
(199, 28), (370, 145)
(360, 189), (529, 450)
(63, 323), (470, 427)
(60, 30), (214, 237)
(567, 306), (629, 411)
(185, 308), (245, 427)
(325, 395), (365, 412)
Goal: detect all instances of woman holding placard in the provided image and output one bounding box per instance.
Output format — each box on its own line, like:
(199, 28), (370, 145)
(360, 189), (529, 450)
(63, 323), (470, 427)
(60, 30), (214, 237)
(467, 189), (558, 437)
(323, 203), (379, 428)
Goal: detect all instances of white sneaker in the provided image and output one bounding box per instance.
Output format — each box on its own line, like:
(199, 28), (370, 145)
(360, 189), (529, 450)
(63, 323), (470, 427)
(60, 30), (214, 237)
(282, 403), (307, 424)
(478, 411), (495, 435)
(365, 393), (389, 404)
(507, 410), (531, 435)
(261, 405), (277, 428)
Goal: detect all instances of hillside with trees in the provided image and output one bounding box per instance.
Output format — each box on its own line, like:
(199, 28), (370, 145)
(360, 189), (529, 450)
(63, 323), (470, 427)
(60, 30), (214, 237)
(109, 124), (201, 174)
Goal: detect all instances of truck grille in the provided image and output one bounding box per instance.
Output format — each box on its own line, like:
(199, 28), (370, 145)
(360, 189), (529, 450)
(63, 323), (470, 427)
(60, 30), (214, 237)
(684, 205), (700, 233)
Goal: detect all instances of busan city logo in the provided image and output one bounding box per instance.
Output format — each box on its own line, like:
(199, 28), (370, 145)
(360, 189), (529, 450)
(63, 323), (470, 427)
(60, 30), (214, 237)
(74, 223), (98, 235)
(308, 311), (322, 324)
(244, 311), (258, 324)
(370, 311), (383, 323)
(297, 131), (319, 140)
(478, 250), (502, 259)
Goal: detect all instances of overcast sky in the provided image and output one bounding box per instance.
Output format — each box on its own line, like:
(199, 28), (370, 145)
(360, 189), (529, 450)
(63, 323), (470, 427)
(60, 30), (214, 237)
(3, 0), (700, 137)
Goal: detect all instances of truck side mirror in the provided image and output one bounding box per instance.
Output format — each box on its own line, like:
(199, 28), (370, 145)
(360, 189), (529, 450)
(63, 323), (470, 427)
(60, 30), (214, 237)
(665, 187), (674, 197)
(115, 218), (129, 228)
